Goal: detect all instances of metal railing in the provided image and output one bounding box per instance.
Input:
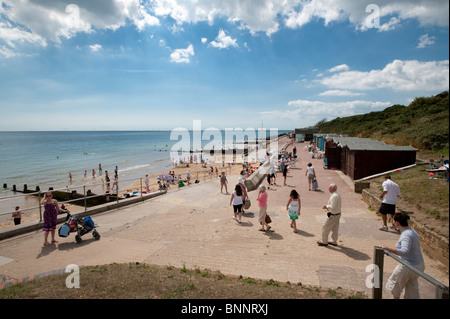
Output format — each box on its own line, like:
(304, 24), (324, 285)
(0, 166), (232, 228)
(372, 246), (449, 299)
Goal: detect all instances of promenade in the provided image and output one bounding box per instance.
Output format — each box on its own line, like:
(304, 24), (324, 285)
(0, 140), (448, 298)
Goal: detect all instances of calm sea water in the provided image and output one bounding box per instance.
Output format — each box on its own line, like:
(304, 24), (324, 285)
(0, 130), (289, 206)
(0, 131), (175, 193)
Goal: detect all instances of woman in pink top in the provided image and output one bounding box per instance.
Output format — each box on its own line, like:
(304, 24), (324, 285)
(257, 185), (271, 232)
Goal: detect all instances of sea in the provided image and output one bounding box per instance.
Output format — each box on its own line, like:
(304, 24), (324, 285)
(0, 130), (290, 216)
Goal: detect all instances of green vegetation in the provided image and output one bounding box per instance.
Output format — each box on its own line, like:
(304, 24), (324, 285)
(317, 91), (449, 154)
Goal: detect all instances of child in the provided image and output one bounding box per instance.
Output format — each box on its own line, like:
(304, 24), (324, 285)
(12, 206), (22, 225)
(286, 190), (301, 233)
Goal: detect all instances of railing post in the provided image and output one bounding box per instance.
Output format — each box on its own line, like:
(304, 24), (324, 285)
(38, 191), (42, 222)
(373, 246), (384, 299)
(436, 285), (449, 299)
(83, 186), (87, 212)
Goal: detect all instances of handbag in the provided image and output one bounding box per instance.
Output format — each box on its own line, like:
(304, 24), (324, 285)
(265, 214), (272, 224)
(244, 199), (251, 210)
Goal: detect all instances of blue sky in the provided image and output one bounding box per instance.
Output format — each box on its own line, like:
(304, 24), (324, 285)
(0, 0), (448, 131)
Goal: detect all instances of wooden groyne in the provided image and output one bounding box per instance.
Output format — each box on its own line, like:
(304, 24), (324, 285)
(7, 184), (121, 207)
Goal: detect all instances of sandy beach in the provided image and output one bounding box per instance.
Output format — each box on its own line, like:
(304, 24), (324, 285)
(0, 151), (262, 229)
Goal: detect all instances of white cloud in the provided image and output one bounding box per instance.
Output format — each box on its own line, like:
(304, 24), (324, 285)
(328, 64), (350, 73)
(262, 99), (392, 123)
(201, 37), (208, 44)
(0, 21), (47, 48)
(170, 44), (194, 63)
(0, 0), (158, 49)
(152, 0), (284, 36)
(1, 0), (448, 55)
(89, 44), (102, 52)
(417, 33), (436, 49)
(320, 59), (450, 91)
(319, 90), (365, 97)
(285, 0), (449, 31)
(210, 30), (238, 49)
(379, 17), (401, 32)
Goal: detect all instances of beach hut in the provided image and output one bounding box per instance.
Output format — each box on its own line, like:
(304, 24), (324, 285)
(295, 127), (318, 143)
(325, 136), (417, 180)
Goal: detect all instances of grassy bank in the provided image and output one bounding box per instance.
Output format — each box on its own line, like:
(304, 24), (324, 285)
(318, 91), (449, 154)
(0, 263), (366, 299)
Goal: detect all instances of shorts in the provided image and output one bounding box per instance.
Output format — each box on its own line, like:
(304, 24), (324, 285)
(379, 203), (396, 215)
(233, 204), (243, 213)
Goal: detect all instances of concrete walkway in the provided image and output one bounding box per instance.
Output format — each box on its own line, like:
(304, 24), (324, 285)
(0, 141), (448, 298)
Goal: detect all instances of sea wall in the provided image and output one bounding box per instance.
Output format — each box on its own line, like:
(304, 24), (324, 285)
(362, 189), (449, 266)
(244, 142), (291, 192)
(0, 190), (166, 241)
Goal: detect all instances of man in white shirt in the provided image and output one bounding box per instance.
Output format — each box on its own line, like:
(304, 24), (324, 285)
(378, 175), (401, 231)
(318, 184), (342, 246)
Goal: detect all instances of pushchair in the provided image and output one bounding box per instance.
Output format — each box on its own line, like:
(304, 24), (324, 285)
(58, 212), (101, 243)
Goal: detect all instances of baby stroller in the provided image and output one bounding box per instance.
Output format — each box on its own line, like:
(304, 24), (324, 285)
(58, 212), (101, 243)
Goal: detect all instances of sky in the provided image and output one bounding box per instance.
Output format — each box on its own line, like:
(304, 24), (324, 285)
(0, 0), (448, 131)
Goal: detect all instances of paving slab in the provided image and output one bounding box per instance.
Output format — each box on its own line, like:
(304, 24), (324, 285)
(0, 140), (448, 299)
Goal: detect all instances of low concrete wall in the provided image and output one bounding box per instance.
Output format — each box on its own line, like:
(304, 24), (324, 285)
(0, 190), (166, 241)
(362, 189), (449, 266)
(244, 142), (290, 192)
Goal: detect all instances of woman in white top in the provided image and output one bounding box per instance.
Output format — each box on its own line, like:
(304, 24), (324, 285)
(286, 190), (301, 232)
(230, 184), (244, 223)
(305, 163), (316, 191)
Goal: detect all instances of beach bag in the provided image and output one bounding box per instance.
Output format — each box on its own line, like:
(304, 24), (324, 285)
(244, 199), (251, 210)
(58, 223), (70, 237)
(312, 179), (318, 191)
(68, 218), (77, 232)
(265, 214), (272, 224)
(83, 216), (95, 229)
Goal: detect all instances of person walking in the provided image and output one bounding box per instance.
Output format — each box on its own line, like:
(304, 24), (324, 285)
(380, 212), (425, 299)
(257, 185), (271, 232)
(230, 184), (244, 223)
(41, 192), (67, 246)
(305, 163), (316, 191)
(186, 170), (191, 185)
(378, 175), (401, 231)
(317, 184), (341, 246)
(105, 171), (111, 192)
(238, 177), (248, 213)
(145, 174), (150, 193)
(282, 165), (288, 186)
(220, 172), (228, 194)
(286, 190), (301, 233)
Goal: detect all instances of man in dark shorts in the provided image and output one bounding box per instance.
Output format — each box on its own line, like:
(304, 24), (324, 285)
(379, 175), (401, 231)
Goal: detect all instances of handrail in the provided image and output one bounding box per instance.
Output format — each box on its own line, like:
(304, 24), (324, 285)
(373, 246), (449, 299)
(0, 166), (232, 227)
